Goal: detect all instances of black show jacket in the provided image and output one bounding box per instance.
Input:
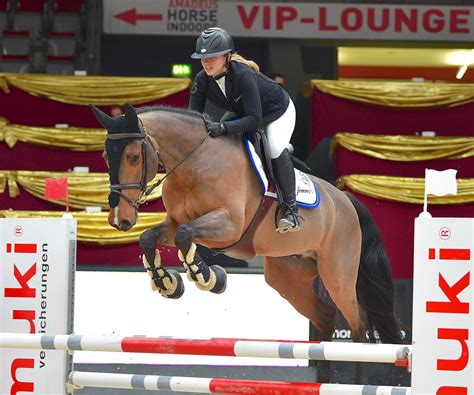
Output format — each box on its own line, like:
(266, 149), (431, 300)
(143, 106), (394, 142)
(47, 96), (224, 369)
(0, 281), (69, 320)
(189, 61), (290, 134)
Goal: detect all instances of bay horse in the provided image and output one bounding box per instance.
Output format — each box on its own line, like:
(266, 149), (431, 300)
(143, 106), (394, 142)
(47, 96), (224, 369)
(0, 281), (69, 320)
(91, 103), (403, 383)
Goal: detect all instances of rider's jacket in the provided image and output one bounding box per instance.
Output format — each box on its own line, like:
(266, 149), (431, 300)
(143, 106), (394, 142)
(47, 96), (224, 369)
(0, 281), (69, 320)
(188, 60), (290, 134)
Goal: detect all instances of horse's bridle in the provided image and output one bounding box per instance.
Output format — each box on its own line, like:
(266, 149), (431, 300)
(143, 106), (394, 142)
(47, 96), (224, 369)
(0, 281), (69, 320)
(107, 117), (210, 210)
(106, 124), (155, 209)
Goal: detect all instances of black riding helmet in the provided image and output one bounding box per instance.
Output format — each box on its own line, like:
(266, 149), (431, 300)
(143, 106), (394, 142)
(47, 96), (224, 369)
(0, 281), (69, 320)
(191, 27), (234, 59)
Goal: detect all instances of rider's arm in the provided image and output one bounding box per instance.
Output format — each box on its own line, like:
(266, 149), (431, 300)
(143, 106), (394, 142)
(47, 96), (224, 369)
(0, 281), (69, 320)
(188, 74), (206, 113)
(224, 72), (262, 134)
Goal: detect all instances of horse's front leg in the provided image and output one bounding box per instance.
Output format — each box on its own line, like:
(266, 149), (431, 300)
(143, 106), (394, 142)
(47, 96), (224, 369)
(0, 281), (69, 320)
(175, 208), (235, 294)
(139, 219), (184, 299)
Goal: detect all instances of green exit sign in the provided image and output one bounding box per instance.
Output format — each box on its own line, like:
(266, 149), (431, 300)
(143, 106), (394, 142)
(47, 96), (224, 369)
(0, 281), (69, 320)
(172, 64), (192, 77)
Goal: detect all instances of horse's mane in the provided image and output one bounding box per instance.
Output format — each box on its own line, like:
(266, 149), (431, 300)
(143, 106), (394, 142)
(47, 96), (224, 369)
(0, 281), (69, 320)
(136, 106), (209, 125)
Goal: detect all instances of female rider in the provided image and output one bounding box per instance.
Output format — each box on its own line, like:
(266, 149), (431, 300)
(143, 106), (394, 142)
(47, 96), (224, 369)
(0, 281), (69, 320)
(188, 27), (299, 233)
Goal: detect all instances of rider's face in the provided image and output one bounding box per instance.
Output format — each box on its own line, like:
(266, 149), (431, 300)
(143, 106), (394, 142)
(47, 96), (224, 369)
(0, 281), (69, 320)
(201, 55), (227, 77)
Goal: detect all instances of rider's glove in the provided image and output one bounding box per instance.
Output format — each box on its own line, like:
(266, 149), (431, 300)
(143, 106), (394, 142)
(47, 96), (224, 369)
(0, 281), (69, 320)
(207, 122), (227, 137)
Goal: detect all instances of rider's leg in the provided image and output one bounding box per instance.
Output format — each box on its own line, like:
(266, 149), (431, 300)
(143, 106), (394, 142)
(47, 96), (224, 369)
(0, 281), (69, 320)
(266, 99), (300, 232)
(272, 148), (299, 232)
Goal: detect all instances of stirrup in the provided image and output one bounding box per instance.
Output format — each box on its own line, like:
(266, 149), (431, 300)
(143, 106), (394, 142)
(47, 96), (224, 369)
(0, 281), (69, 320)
(276, 205), (300, 233)
(277, 218), (300, 233)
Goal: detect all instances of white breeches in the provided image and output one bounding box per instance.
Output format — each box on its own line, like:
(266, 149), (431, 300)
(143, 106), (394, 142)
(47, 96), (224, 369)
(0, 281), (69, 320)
(265, 98), (296, 159)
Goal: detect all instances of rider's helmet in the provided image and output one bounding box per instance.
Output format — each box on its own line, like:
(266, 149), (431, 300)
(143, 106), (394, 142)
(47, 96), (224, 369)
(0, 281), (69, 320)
(191, 27), (234, 59)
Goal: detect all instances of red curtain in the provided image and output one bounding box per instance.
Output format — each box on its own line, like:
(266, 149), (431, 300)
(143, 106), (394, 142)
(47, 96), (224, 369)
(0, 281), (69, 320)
(311, 90), (474, 148)
(311, 88), (474, 279)
(1, 85), (189, 267)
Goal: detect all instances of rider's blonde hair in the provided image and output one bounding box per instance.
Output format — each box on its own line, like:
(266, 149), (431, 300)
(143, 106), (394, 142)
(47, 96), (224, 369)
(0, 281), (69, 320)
(230, 53), (260, 74)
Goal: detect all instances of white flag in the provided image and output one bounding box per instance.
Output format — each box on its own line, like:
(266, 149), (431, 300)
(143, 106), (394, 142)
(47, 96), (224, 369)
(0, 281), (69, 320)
(425, 169), (457, 196)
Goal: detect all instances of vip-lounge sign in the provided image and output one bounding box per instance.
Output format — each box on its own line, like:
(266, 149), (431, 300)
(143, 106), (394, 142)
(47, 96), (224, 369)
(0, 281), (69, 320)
(104, 1), (474, 41)
(0, 218), (76, 395)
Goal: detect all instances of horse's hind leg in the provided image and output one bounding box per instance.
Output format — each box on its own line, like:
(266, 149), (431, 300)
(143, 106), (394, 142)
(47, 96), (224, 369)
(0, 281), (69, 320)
(174, 208), (236, 294)
(139, 218), (184, 299)
(318, 252), (369, 384)
(263, 256), (336, 383)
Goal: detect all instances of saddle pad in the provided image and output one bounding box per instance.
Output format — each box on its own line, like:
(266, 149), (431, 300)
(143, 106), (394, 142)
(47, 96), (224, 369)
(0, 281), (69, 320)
(244, 136), (320, 209)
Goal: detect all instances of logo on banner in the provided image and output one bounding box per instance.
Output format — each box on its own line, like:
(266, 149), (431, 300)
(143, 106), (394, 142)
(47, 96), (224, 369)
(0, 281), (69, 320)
(113, 1), (219, 34)
(14, 226), (23, 237)
(439, 227), (451, 240)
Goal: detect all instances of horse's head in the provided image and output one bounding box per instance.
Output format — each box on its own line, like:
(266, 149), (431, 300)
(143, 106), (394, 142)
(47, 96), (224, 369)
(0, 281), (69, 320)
(91, 103), (158, 231)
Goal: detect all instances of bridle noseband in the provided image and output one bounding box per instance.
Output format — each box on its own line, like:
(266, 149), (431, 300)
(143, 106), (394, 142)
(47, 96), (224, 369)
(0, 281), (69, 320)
(106, 116), (210, 210)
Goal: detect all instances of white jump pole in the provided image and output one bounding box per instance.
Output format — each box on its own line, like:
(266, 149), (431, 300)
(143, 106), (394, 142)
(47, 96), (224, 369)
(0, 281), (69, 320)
(0, 332), (410, 364)
(67, 371), (411, 395)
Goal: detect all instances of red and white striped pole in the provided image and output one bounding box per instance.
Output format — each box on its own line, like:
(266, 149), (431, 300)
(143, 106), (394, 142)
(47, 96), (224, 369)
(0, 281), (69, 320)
(68, 371), (411, 394)
(0, 332), (410, 364)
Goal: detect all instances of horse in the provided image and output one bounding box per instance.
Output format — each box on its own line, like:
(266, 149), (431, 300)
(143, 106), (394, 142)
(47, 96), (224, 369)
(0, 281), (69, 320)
(91, 103), (403, 384)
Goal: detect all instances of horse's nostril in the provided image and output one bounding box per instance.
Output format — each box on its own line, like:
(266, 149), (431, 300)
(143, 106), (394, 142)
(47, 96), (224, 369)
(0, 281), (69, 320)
(120, 220), (132, 231)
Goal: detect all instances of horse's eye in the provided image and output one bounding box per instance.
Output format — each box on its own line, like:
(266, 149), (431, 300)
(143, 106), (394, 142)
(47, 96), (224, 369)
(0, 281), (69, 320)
(131, 154), (140, 164)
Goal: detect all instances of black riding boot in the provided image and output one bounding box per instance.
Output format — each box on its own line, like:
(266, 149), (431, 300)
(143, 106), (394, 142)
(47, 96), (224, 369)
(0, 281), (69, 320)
(272, 148), (300, 233)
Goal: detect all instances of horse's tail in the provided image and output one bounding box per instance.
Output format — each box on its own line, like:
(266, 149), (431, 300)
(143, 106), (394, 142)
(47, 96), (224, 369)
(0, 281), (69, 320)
(345, 192), (404, 344)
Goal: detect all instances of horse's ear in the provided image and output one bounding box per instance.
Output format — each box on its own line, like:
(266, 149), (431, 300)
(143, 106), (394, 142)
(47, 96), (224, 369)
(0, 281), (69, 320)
(89, 105), (114, 129)
(124, 103), (139, 131)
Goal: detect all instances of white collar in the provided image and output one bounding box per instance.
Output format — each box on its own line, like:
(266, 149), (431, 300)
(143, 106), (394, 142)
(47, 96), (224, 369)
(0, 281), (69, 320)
(215, 76), (226, 97)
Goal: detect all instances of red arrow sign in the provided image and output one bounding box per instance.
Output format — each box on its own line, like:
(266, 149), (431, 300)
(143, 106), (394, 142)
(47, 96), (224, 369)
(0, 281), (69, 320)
(115, 8), (163, 25)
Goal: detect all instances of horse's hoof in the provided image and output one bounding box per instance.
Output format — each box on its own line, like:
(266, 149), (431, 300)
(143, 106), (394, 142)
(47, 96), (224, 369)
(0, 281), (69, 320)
(209, 265), (227, 294)
(161, 270), (185, 299)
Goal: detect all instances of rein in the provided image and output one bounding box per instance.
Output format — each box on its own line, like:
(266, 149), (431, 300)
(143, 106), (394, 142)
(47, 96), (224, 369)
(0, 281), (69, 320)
(107, 118), (211, 209)
(144, 130), (210, 198)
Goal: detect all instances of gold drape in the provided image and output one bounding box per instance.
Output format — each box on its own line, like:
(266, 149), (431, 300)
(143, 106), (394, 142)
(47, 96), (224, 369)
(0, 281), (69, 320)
(330, 133), (474, 161)
(304, 80), (474, 108)
(0, 117), (106, 150)
(0, 210), (166, 245)
(0, 73), (191, 105)
(0, 171), (164, 209)
(337, 174), (474, 204)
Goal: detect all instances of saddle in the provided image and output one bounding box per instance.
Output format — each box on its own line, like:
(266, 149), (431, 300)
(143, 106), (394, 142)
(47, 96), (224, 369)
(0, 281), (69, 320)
(211, 113), (317, 258)
(220, 111), (313, 201)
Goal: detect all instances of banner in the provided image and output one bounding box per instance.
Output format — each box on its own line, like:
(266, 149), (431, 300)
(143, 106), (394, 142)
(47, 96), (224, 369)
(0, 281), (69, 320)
(0, 219), (76, 395)
(412, 218), (473, 394)
(104, 1), (474, 41)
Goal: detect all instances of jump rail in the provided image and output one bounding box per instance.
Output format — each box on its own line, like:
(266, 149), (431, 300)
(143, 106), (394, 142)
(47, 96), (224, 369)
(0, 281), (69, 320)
(67, 371), (411, 395)
(0, 332), (410, 365)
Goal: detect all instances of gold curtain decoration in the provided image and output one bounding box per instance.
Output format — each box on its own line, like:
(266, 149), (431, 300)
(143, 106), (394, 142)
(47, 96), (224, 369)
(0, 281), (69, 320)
(337, 174), (474, 205)
(0, 117), (106, 150)
(303, 80), (474, 108)
(0, 73), (191, 105)
(0, 171), (164, 209)
(330, 133), (474, 162)
(0, 210), (166, 245)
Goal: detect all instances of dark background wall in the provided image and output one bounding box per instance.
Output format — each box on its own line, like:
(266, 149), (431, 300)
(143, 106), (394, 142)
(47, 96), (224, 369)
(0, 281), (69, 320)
(100, 34), (338, 101)
(100, 35), (337, 159)
(101, 35), (271, 80)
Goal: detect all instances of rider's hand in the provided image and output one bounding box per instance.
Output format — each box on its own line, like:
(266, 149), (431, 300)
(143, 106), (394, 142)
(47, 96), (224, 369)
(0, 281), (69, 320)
(207, 122), (227, 137)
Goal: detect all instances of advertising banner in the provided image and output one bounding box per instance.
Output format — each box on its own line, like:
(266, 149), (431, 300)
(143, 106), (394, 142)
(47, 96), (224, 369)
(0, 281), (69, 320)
(104, 1), (474, 42)
(412, 218), (473, 394)
(0, 219), (76, 395)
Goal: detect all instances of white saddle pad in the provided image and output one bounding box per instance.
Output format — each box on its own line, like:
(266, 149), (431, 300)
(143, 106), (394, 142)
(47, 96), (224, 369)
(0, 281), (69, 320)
(244, 137), (320, 209)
